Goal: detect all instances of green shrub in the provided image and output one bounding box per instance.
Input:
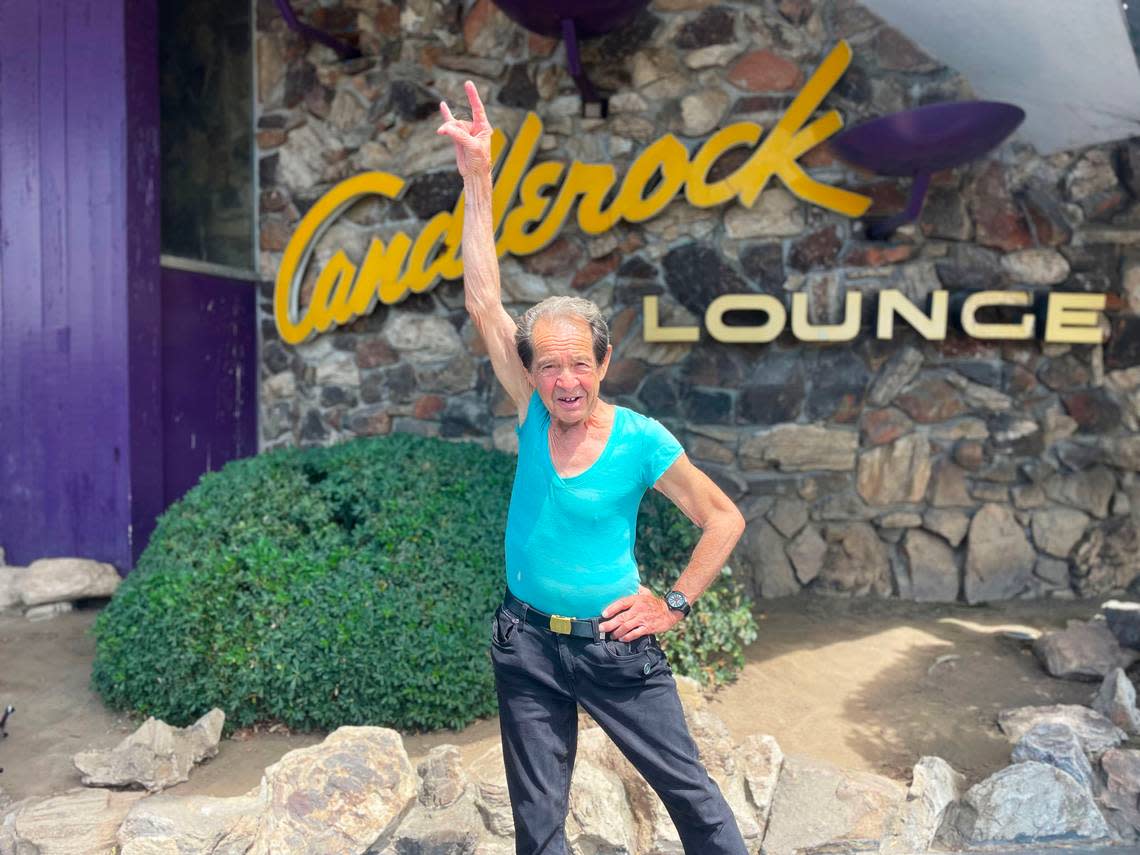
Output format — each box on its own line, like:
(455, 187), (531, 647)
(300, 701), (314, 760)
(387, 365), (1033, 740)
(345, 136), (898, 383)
(636, 489), (759, 684)
(90, 433), (757, 737)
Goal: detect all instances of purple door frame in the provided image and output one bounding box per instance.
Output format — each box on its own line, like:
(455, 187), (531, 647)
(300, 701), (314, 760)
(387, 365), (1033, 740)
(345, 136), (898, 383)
(0, 0), (258, 573)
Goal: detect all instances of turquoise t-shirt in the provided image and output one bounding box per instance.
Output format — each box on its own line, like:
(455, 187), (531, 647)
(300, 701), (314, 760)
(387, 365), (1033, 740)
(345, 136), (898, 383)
(503, 390), (685, 618)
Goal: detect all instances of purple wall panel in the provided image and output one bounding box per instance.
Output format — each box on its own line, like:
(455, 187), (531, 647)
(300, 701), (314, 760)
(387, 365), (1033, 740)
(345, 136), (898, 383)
(0, 0), (161, 572)
(125, 0), (164, 566)
(1, 0), (48, 562)
(160, 268), (257, 517)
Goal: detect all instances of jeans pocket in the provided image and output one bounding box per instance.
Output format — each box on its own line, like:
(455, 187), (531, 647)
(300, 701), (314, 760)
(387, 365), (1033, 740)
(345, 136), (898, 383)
(602, 633), (656, 659)
(491, 604), (520, 648)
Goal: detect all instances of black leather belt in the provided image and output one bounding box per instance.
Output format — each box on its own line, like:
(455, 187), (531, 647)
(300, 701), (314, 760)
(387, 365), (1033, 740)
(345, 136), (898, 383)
(503, 588), (603, 640)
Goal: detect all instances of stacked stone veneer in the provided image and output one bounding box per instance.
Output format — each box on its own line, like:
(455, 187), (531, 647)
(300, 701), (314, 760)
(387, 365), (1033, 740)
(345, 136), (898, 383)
(255, 0), (1140, 603)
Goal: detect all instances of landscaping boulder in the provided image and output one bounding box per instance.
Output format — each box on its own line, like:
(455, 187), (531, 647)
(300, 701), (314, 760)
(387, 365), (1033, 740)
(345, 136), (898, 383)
(1097, 748), (1140, 842)
(1092, 668), (1140, 734)
(73, 708), (225, 792)
(761, 753), (906, 854)
(1103, 599), (1140, 649)
(247, 726), (418, 855)
(0, 787), (146, 854)
(1010, 721), (1098, 792)
(1031, 619), (1139, 680)
(116, 788), (263, 855)
(939, 761), (1111, 846)
(878, 756), (965, 854)
(17, 557), (121, 606)
(998, 704), (1127, 758)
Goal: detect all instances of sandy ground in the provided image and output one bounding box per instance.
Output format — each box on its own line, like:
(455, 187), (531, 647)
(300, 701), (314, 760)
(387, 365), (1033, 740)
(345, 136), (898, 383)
(0, 593), (1132, 804)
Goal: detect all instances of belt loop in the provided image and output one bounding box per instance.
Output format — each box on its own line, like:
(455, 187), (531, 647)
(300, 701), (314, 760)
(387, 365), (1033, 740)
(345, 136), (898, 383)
(590, 616), (600, 643)
(520, 601), (529, 634)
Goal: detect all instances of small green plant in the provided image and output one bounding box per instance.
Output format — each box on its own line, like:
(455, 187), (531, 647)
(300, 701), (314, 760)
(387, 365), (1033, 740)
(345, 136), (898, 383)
(637, 489), (759, 685)
(90, 432), (757, 736)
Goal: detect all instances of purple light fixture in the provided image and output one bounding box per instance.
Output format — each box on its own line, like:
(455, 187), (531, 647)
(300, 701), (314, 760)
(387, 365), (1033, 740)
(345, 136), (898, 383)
(829, 101), (1025, 240)
(491, 0), (652, 116)
(274, 0), (362, 61)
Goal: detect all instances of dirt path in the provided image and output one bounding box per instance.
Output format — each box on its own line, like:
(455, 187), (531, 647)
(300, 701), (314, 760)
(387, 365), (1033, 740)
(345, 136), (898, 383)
(0, 594), (1125, 803)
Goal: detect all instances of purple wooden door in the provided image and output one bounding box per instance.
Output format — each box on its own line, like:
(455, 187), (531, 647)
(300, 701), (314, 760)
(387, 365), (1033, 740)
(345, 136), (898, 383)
(159, 267), (257, 515)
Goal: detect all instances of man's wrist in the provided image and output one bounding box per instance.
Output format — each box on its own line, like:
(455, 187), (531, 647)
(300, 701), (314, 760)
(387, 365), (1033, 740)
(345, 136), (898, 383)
(462, 170), (493, 188)
(664, 588), (692, 619)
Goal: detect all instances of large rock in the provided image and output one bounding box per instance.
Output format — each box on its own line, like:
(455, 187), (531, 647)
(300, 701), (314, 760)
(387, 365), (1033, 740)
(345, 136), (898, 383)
(734, 517), (800, 598)
(17, 557), (121, 606)
(922, 509), (970, 547)
(879, 756), (965, 855)
(786, 523), (826, 586)
(1092, 668), (1140, 734)
(382, 785), (488, 855)
(1098, 748), (1140, 841)
(1031, 619), (1140, 680)
(866, 346), (923, 407)
(0, 565), (28, 611)
(941, 762), (1111, 846)
(1103, 599), (1140, 649)
(902, 529), (960, 603)
(735, 733), (782, 842)
(1043, 466), (1117, 519)
(566, 759), (637, 854)
(739, 424), (857, 471)
(1000, 248), (1071, 284)
(247, 726), (417, 855)
(116, 788), (263, 854)
(1073, 517), (1140, 596)
(812, 522), (892, 597)
(724, 188), (804, 238)
(856, 434), (932, 505)
(929, 460), (973, 508)
(1010, 722), (1098, 792)
(384, 315), (464, 362)
(679, 88), (729, 137)
(762, 753), (905, 854)
(998, 704), (1128, 758)
(73, 709), (224, 792)
(469, 743), (514, 838)
(0, 787), (147, 854)
(963, 503), (1036, 603)
(416, 744), (467, 809)
(1031, 508), (1091, 558)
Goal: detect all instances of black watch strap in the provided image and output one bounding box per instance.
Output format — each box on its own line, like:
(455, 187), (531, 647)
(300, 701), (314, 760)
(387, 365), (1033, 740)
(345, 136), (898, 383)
(665, 589), (691, 617)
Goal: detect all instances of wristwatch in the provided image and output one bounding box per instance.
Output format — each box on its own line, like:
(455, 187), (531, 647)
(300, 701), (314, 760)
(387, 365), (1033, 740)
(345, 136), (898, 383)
(665, 589), (691, 619)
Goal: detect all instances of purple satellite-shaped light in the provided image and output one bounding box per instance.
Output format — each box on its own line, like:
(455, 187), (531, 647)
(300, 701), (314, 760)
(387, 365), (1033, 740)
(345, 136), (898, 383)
(492, 0), (652, 116)
(829, 101), (1026, 239)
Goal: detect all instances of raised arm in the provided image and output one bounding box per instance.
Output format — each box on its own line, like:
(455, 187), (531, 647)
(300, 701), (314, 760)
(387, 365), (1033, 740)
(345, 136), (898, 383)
(438, 81), (532, 422)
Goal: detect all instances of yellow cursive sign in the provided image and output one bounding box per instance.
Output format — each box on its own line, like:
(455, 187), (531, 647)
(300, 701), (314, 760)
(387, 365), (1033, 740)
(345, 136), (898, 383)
(274, 40), (871, 345)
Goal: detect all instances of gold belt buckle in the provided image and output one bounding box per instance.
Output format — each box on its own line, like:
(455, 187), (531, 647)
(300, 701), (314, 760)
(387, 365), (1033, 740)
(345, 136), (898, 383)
(549, 614), (573, 634)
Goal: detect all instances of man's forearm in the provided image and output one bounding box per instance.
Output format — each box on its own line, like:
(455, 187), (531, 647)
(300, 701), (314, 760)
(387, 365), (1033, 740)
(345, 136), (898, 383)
(461, 171), (502, 318)
(669, 511), (746, 606)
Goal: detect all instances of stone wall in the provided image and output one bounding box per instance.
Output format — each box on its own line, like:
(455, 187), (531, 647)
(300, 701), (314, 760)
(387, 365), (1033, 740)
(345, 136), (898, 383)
(254, 0), (1140, 603)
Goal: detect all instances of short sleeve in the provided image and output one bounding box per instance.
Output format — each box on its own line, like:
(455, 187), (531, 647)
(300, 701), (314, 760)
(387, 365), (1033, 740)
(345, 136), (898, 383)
(642, 417), (684, 489)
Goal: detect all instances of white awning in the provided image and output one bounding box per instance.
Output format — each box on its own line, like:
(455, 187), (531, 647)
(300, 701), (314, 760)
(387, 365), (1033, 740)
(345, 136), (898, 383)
(862, 0), (1140, 154)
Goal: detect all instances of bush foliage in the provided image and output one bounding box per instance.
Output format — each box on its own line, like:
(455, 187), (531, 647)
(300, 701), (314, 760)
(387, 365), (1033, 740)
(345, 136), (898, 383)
(90, 432), (757, 736)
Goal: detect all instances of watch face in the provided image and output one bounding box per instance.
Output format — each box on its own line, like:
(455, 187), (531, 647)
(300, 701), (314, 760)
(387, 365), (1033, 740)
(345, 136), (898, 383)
(666, 591), (685, 609)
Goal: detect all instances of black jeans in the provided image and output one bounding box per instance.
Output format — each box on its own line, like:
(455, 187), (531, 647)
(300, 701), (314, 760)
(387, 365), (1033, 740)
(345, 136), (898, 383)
(489, 587), (749, 855)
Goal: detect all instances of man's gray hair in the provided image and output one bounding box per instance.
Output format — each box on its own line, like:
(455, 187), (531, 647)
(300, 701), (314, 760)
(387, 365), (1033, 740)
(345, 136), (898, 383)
(515, 295), (610, 372)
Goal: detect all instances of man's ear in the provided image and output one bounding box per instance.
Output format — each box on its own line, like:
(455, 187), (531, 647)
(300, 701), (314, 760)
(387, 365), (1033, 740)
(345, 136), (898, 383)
(598, 344), (614, 381)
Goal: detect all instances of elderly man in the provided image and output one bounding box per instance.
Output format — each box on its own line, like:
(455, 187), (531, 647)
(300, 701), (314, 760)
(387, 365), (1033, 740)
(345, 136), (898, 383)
(438, 81), (750, 855)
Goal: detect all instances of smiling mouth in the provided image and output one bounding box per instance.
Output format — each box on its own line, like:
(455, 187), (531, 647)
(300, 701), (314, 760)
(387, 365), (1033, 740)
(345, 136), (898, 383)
(557, 395), (582, 405)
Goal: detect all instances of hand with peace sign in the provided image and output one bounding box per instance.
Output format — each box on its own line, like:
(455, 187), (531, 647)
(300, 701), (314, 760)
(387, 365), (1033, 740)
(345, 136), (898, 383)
(437, 80), (494, 180)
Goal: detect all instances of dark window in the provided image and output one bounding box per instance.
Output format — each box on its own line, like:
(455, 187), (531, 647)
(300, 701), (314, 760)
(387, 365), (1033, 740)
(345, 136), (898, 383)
(159, 0), (255, 271)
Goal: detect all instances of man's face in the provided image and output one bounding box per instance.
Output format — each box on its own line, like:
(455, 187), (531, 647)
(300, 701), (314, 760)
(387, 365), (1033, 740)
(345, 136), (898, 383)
(529, 314), (611, 427)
